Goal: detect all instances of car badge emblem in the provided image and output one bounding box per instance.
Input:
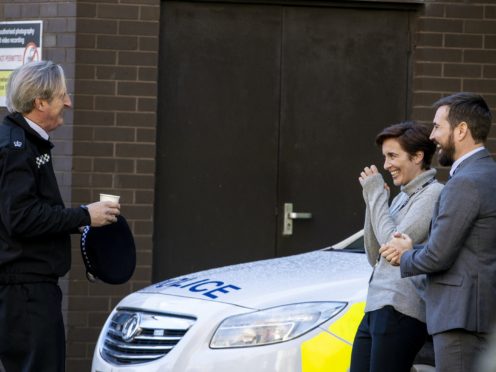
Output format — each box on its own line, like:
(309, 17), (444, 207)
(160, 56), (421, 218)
(121, 313), (141, 342)
(13, 140), (22, 148)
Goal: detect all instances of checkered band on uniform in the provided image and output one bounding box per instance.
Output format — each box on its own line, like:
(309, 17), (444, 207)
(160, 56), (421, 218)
(35, 154), (50, 168)
(80, 225), (93, 271)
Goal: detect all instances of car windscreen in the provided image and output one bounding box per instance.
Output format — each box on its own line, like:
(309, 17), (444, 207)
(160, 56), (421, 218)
(326, 235), (365, 253)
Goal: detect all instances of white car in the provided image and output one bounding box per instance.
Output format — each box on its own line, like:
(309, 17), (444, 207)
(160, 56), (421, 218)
(91, 231), (433, 372)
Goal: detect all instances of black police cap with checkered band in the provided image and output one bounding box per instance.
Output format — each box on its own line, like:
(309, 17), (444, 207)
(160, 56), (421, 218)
(80, 215), (136, 284)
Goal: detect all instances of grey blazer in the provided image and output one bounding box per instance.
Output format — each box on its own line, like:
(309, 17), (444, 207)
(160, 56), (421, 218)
(401, 148), (496, 335)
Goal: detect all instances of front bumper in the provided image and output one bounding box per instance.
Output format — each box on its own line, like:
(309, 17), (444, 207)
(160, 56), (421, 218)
(92, 293), (363, 372)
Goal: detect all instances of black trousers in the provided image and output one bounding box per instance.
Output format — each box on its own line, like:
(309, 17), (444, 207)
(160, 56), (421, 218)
(0, 282), (65, 372)
(350, 305), (427, 372)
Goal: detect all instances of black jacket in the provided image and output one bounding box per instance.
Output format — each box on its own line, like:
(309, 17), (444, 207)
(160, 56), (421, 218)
(0, 113), (91, 282)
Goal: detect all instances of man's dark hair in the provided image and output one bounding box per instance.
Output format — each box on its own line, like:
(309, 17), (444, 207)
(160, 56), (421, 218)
(433, 92), (492, 143)
(375, 121), (436, 170)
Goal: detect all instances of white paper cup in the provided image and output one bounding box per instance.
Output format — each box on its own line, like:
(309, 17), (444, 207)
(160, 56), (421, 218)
(99, 193), (120, 203)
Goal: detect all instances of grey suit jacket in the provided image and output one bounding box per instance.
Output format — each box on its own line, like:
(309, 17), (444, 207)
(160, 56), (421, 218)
(401, 148), (496, 335)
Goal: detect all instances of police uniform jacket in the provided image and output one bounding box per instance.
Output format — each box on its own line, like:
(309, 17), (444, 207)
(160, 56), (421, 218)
(0, 112), (91, 283)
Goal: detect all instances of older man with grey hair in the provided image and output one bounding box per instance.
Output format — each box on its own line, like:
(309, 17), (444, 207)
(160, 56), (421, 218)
(0, 61), (120, 371)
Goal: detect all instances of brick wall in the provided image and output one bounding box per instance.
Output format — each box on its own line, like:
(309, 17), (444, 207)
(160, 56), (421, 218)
(68, 0), (160, 370)
(412, 0), (496, 168)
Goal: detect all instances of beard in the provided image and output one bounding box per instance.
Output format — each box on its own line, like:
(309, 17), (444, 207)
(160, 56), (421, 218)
(437, 133), (455, 167)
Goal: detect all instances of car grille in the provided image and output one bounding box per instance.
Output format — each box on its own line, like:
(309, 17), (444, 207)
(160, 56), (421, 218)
(101, 309), (196, 365)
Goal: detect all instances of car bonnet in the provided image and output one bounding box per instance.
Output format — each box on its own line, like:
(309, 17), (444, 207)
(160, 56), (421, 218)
(139, 250), (371, 309)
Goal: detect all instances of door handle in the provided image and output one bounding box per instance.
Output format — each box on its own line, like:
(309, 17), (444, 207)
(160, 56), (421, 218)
(283, 203), (312, 236)
(288, 212), (312, 219)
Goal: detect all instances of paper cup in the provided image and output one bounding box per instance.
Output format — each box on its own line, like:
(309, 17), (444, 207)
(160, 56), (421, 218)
(100, 193), (120, 203)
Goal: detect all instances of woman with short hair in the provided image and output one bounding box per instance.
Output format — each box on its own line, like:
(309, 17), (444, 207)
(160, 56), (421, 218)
(350, 121), (443, 372)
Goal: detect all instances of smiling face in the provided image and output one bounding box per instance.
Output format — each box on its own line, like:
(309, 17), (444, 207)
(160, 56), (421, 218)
(430, 105), (456, 166)
(382, 138), (424, 186)
(36, 90), (72, 132)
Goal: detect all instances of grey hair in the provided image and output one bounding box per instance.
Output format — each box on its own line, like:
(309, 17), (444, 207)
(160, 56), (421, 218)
(6, 60), (67, 114)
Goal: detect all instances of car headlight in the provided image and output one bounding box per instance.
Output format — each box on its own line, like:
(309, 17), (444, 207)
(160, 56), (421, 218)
(210, 301), (346, 348)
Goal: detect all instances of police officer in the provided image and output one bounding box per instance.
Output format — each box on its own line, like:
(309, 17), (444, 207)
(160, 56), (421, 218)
(0, 61), (120, 372)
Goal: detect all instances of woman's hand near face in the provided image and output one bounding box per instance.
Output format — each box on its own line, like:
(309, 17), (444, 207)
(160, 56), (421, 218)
(359, 165), (379, 186)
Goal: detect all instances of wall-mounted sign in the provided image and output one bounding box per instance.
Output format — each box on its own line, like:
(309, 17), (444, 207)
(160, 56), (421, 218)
(0, 20), (43, 107)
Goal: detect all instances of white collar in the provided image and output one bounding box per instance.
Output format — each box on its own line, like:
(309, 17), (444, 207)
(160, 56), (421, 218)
(450, 146), (485, 177)
(23, 117), (50, 141)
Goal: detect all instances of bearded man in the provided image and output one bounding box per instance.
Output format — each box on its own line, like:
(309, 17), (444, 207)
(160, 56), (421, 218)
(380, 93), (496, 372)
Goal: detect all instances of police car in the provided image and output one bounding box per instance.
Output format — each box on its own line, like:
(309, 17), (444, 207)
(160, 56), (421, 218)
(91, 231), (433, 372)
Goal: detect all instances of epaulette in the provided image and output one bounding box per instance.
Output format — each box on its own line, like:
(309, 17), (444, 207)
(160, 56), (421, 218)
(0, 124), (25, 150)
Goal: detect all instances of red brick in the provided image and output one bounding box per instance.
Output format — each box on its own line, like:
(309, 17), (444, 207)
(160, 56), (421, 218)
(484, 65), (496, 78)
(415, 62), (442, 77)
(446, 4), (484, 19)
(93, 158), (135, 173)
(444, 63), (482, 78)
(95, 96), (137, 111)
(418, 18), (463, 33)
(118, 81), (157, 96)
(116, 112), (156, 126)
(116, 143), (155, 158)
(138, 67), (157, 81)
(72, 189), (92, 204)
(77, 3), (97, 18)
(412, 106), (437, 122)
(412, 92), (442, 107)
(74, 110), (115, 125)
(445, 34), (483, 48)
(77, 80), (115, 95)
(134, 221), (153, 235)
(72, 157), (93, 172)
(486, 6), (496, 19)
(68, 295), (111, 312)
(77, 19), (118, 34)
(415, 47), (462, 63)
(486, 35), (496, 49)
(119, 20), (159, 36)
(115, 174), (155, 190)
(66, 357), (92, 372)
(118, 51), (158, 67)
(416, 32), (443, 47)
(140, 5), (160, 21)
(88, 282), (132, 297)
(66, 342), (88, 358)
(97, 4), (139, 19)
(77, 49), (116, 65)
(73, 142), (114, 157)
(97, 35), (138, 50)
(424, 3), (445, 17)
(137, 128), (156, 143)
(139, 36), (159, 52)
(463, 79), (496, 93)
(96, 66), (137, 80)
(464, 49), (496, 63)
(138, 98), (157, 112)
(465, 20), (496, 34)
(93, 127), (136, 142)
(135, 190), (154, 204)
(22, 4), (40, 17)
(121, 0), (159, 5)
(136, 159), (155, 173)
(75, 65), (95, 79)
